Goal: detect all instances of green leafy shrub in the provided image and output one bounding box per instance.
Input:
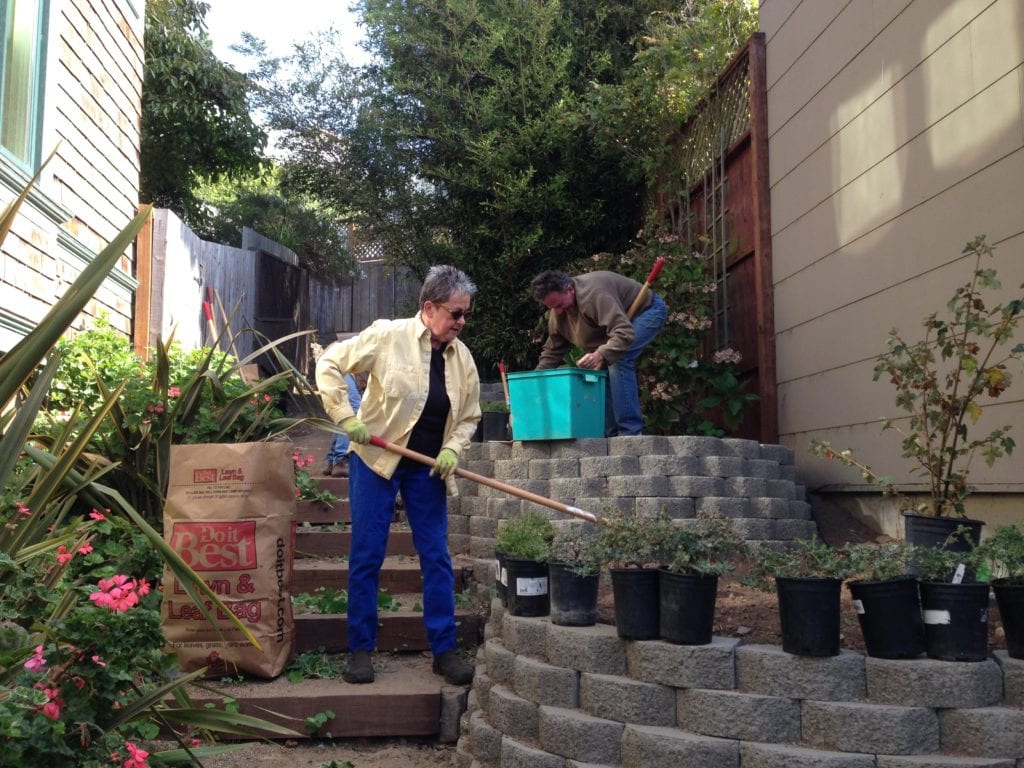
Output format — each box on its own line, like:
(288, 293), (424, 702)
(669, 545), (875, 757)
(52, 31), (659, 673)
(574, 227), (757, 436)
(547, 523), (602, 576)
(744, 537), (855, 590)
(979, 523), (1024, 584)
(495, 511), (554, 561)
(35, 317), (295, 524)
(810, 236), (1022, 517)
(595, 510), (674, 569)
(663, 514), (748, 577)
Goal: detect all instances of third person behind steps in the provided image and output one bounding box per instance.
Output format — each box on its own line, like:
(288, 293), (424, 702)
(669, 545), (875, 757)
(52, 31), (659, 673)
(530, 269), (668, 437)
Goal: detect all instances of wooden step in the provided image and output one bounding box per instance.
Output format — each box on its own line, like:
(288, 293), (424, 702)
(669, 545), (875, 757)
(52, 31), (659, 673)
(187, 654), (464, 739)
(316, 476), (349, 497)
(294, 609), (483, 653)
(296, 498), (351, 524)
(291, 558), (472, 594)
(295, 528), (417, 558)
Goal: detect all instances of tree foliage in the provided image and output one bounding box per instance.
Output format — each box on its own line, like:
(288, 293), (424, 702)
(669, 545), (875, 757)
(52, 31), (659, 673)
(140, 0), (267, 228)
(195, 170), (359, 283)
(241, 0), (757, 374)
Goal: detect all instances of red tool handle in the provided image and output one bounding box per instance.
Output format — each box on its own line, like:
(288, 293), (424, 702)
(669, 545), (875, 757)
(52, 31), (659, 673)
(645, 256), (666, 285)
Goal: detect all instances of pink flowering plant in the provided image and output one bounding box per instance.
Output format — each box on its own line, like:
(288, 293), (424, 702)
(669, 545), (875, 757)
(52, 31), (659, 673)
(572, 225), (757, 435)
(0, 182), (296, 765)
(293, 452), (337, 503)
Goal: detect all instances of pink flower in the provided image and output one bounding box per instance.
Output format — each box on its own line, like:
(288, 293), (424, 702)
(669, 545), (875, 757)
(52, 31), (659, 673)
(89, 509), (106, 521)
(55, 546), (74, 565)
(123, 742), (150, 768)
(263, 394), (272, 403)
(40, 687), (62, 720)
(89, 574), (142, 613)
(168, 386), (181, 397)
(24, 645), (46, 672)
(16, 502), (31, 516)
(77, 543), (93, 556)
(92, 654), (106, 668)
(136, 579), (151, 597)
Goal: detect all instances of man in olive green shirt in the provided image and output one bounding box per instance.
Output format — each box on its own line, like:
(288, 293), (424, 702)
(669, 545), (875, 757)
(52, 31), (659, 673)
(531, 269), (668, 436)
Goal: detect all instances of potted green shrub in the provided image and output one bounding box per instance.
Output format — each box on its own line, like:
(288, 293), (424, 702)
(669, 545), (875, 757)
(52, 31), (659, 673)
(596, 511), (674, 640)
(659, 515), (747, 645)
(747, 537), (856, 657)
(842, 540), (926, 659)
(914, 535), (991, 661)
(978, 522), (1024, 659)
(546, 523), (602, 627)
(480, 400), (511, 441)
(494, 511), (554, 617)
(810, 236), (1022, 558)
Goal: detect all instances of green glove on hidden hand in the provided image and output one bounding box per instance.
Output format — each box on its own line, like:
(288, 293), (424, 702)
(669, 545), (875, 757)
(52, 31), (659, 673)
(342, 417), (370, 444)
(432, 448), (459, 479)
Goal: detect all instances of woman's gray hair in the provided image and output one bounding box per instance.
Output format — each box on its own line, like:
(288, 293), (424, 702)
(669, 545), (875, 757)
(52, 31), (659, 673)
(420, 265), (478, 305)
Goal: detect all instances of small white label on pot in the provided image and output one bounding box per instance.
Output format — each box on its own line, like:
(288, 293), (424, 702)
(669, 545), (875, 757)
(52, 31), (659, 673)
(923, 609), (952, 625)
(952, 564), (966, 584)
(500, 567), (508, 586)
(516, 576), (548, 596)
(979, 608), (988, 623)
(852, 599), (865, 615)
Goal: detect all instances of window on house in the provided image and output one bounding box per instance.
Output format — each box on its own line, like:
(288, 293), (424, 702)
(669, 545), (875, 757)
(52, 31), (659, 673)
(1, 0), (46, 169)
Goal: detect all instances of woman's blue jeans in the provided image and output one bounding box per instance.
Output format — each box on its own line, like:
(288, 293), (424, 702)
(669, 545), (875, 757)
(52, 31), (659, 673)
(347, 453), (456, 655)
(607, 293), (668, 436)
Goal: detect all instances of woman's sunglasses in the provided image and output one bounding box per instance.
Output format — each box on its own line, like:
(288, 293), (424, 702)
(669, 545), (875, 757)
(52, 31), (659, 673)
(437, 304), (472, 321)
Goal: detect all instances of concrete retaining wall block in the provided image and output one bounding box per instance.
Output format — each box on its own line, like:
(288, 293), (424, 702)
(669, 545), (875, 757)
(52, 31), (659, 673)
(608, 435), (673, 455)
(743, 459), (782, 479)
(545, 622), (628, 675)
(635, 496), (696, 518)
(736, 645), (866, 700)
(992, 651), (1024, 705)
(801, 699), (939, 755)
(668, 475), (725, 497)
(620, 724), (739, 768)
(468, 710), (502, 765)
(739, 741), (876, 768)
(486, 684), (538, 740)
(500, 614), (549, 659)
(538, 705), (625, 764)
(667, 435), (727, 457)
(938, 706), (1024, 758)
(722, 438), (763, 458)
(608, 474), (670, 498)
(695, 496), (750, 518)
(676, 688), (799, 742)
(639, 454), (701, 476)
(509, 443), (551, 460)
(485, 639), (515, 684)
(865, 657), (1003, 708)
(580, 672), (676, 725)
(700, 455), (746, 477)
(723, 476), (769, 497)
(512, 654), (580, 708)
(548, 438), (609, 458)
(499, 735), (564, 768)
(528, 457), (581, 480)
(579, 455), (641, 477)
(877, 756), (1016, 767)
(626, 636), (739, 690)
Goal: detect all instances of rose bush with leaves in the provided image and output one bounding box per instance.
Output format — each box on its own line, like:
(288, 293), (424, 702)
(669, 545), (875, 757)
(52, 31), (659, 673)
(811, 235), (1023, 517)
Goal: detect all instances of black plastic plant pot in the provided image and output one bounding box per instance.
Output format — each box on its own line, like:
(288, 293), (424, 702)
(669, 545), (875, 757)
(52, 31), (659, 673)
(504, 556), (550, 617)
(919, 580), (990, 662)
(494, 550), (508, 606)
(659, 570), (718, 646)
(847, 576), (926, 659)
(548, 561), (599, 627)
(903, 513), (984, 578)
(481, 411), (510, 441)
(775, 576), (842, 657)
(610, 567), (660, 640)
(993, 581), (1024, 659)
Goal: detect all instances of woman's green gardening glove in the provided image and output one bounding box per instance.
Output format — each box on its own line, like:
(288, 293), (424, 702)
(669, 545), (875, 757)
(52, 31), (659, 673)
(342, 417), (370, 444)
(431, 448), (459, 479)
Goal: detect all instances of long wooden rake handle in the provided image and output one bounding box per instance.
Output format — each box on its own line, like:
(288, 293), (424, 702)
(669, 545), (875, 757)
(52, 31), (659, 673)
(368, 435), (600, 524)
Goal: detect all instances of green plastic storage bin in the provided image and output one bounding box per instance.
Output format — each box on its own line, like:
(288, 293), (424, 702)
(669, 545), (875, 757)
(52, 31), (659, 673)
(507, 368), (607, 441)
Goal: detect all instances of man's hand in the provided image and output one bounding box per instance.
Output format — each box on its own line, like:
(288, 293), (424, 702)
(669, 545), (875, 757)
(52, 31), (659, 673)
(577, 351), (605, 370)
(431, 448), (459, 479)
(342, 417), (370, 444)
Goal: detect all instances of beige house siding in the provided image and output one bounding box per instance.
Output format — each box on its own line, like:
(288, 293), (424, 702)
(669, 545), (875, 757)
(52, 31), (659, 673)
(761, 0), (1024, 513)
(0, 0), (144, 350)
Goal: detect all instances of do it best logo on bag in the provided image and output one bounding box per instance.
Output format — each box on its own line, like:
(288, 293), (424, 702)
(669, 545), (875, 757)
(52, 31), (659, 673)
(161, 442), (296, 679)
